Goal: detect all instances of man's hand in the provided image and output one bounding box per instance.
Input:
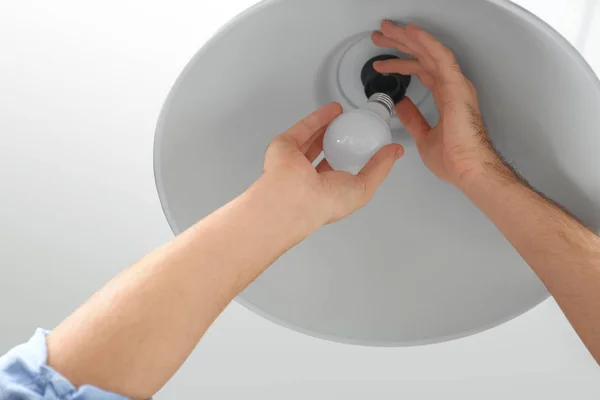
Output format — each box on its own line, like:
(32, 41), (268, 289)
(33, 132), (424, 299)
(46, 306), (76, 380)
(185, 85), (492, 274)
(263, 102), (404, 225)
(372, 21), (600, 364)
(372, 21), (500, 188)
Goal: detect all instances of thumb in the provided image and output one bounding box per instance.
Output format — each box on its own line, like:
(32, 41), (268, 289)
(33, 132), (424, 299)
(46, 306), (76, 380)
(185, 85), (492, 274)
(395, 97), (430, 147)
(356, 144), (404, 203)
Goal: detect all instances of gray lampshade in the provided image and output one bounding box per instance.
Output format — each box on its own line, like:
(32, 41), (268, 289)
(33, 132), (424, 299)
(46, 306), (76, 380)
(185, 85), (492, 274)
(154, 0), (600, 345)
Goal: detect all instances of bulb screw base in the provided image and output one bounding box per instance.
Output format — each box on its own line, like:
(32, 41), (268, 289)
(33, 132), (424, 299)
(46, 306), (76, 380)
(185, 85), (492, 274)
(368, 93), (395, 116)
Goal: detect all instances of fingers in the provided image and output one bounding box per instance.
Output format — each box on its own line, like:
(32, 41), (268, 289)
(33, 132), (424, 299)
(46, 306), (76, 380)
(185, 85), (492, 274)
(378, 21), (464, 86)
(282, 102), (342, 149)
(305, 130), (325, 163)
(379, 20), (410, 46)
(395, 97), (431, 147)
(316, 158), (333, 173)
(405, 24), (464, 84)
(405, 24), (457, 67)
(356, 144), (404, 201)
(301, 126), (325, 153)
(371, 31), (413, 55)
(380, 21), (438, 72)
(373, 58), (435, 90)
(373, 58), (423, 76)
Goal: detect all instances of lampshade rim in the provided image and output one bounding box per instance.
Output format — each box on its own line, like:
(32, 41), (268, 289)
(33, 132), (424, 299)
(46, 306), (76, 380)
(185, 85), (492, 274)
(234, 286), (550, 347)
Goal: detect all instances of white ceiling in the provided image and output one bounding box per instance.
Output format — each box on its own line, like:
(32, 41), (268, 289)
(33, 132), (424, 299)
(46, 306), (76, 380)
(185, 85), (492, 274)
(0, 0), (599, 398)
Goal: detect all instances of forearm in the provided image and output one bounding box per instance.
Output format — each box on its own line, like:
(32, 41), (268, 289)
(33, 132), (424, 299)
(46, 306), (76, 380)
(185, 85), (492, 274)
(463, 161), (600, 362)
(47, 173), (319, 399)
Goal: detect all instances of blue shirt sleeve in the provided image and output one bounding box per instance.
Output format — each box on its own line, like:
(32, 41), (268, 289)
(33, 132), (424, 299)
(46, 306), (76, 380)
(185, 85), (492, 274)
(0, 329), (130, 400)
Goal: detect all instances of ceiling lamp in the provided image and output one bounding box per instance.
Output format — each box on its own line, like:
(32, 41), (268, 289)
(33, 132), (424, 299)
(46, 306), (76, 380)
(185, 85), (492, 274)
(154, 0), (600, 345)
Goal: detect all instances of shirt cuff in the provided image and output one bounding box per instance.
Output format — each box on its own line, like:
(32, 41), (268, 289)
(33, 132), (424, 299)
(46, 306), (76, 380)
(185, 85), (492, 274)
(0, 328), (132, 400)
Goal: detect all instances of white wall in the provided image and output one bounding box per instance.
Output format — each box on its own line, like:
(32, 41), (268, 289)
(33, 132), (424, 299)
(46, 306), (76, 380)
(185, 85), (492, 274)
(0, 0), (599, 398)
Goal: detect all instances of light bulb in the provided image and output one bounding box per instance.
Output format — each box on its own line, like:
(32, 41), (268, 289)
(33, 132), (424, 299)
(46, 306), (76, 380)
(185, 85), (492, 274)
(323, 93), (394, 174)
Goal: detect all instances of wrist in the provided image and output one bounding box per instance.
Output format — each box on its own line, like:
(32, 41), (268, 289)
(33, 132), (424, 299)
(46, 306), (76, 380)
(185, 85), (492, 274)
(247, 171), (325, 238)
(456, 152), (518, 194)
(455, 149), (518, 193)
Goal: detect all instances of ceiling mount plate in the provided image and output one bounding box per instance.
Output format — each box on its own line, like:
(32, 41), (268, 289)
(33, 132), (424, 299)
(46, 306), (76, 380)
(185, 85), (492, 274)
(316, 32), (434, 136)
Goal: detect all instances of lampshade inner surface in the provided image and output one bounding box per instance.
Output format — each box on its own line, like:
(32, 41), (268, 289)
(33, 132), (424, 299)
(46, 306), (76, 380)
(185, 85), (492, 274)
(154, 0), (600, 345)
